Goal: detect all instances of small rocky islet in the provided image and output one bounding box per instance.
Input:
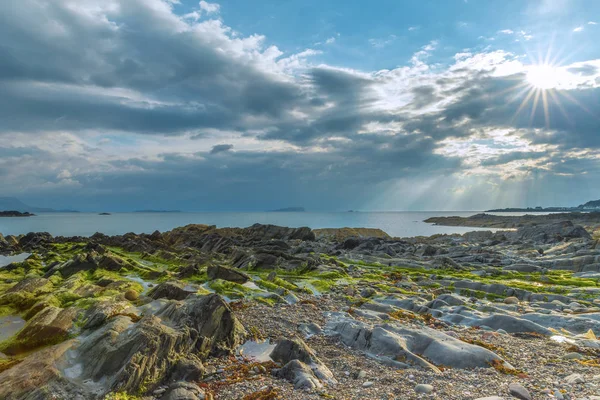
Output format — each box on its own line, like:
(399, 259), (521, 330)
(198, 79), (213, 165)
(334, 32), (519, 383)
(1, 217), (600, 399)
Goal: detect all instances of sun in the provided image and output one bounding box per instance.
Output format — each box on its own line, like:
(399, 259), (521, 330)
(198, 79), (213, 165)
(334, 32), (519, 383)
(526, 64), (562, 89)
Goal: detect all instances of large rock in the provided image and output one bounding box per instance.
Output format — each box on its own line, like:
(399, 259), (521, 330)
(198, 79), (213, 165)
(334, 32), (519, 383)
(62, 294), (244, 396)
(326, 313), (512, 371)
(0, 277), (53, 310)
(149, 281), (196, 301)
(160, 382), (206, 400)
(1, 306), (77, 355)
(207, 265), (249, 283)
(83, 300), (132, 329)
(270, 337), (337, 389)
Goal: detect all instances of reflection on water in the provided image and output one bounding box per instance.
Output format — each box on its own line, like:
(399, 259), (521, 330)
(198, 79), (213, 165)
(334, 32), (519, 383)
(0, 253), (31, 268)
(0, 315), (25, 341)
(237, 339), (276, 362)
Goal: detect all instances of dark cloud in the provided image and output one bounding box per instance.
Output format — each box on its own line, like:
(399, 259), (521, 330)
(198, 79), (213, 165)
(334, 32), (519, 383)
(210, 144), (234, 154)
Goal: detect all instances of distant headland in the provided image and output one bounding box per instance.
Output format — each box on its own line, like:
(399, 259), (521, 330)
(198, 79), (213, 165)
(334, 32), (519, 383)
(0, 197), (78, 213)
(487, 199), (600, 213)
(269, 207), (306, 212)
(0, 210), (35, 217)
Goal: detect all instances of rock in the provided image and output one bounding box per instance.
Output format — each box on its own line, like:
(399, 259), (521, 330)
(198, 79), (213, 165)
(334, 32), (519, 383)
(508, 382), (531, 400)
(169, 356), (206, 382)
(298, 322), (322, 338)
(124, 289), (139, 301)
(148, 281), (196, 300)
(160, 381), (206, 400)
(83, 300), (131, 329)
(473, 315), (551, 335)
(207, 265), (250, 283)
(269, 337), (336, 385)
(475, 397), (504, 400)
(564, 373), (584, 384)
(503, 264), (543, 273)
(326, 313), (513, 371)
(562, 352), (584, 360)
(360, 287), (377, 298)
(1, 306), (77, 355)
(504, 296), (519, 305)
(273, 359), (323, 390)
(356, 370), (367, 379)
(362, 381), (374, 388)
(415, 384), (434, 394)
(0, 277), (53, 310)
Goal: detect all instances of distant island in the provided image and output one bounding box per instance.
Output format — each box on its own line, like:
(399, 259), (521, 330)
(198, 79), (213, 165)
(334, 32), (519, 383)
(269, 207), (306, 212)
(487, 199), (600, 213)
(134, 210), (182, 213)
(99, 212), (111, 216)
(0, 197), (78, 213)
(0, 210), (35, 217)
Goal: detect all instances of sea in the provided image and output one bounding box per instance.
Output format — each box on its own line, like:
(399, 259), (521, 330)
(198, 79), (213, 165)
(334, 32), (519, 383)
(0, 211), (510, 238)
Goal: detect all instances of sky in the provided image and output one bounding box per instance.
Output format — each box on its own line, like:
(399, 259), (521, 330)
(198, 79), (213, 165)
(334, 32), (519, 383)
(1, 0), (600, 212)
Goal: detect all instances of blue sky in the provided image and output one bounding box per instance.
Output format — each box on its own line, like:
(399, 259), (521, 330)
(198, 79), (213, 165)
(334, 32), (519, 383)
(0, 0), (599, 211)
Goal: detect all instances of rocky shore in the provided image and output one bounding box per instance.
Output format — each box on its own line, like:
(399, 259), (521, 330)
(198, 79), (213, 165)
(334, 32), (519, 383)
(1, 219), (600, 399)
(0, 211), (35, 217)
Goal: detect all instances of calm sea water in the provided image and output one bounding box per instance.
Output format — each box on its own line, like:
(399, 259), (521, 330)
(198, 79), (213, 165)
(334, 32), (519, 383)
(0, 211), (498, 238)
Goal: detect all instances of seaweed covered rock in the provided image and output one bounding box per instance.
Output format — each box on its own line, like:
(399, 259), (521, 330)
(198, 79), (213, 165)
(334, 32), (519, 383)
(1, 306), (77, 355)
(0, 277), (53, 310)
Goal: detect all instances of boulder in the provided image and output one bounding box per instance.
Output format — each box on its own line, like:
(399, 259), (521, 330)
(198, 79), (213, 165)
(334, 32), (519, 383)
(270, 337), (336, 388)
(326, 313), (513, 371)
(207, 265), (249, 283)
(149, 281), (196, 301)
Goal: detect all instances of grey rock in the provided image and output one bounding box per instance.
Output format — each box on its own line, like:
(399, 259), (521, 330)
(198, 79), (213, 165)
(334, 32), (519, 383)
(207, 264), (250, 283)
(508, 382), (531, 400)
(415, 383), (434, 394)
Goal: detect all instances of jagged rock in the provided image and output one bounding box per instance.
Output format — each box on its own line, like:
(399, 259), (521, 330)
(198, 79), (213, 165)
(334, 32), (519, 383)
(65, 294), (243, 396)
(1, 306), (77, 355)
(156, 294), (246, 357)
(270, 337), (336, 387)
(207, 265), (249, 283)
(475, 315), (551, 335)
(168, 355), (206, 382)
(83, 300), (131, 329)
(149, 281), (196, 300)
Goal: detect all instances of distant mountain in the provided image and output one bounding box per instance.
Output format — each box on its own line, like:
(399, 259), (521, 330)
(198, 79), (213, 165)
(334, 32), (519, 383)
(579, 200), (600, 209)
(269, 207), (306, 212)
(0, 197), (78, 213)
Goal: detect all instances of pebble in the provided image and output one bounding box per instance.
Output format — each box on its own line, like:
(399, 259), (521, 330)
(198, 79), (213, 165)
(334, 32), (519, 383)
(508, 382), (532, 400)
(475, 397), (504, 400)
(564, 373), (584, 384)
(562, 352), (584, 360)
(504, 296), (519, 304)
(554, 390), (565, 400)
(356, 370), (367, 379)
(362, 381), (374, 388)
(414, 384), (434, 394)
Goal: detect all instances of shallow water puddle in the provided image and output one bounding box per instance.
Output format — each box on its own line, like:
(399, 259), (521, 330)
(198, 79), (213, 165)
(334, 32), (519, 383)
(125, 275), (153, 293)
(0, 253), (31, 268)
(242, 281), (261, 291)
(237, 339), (276, 362)
(0, 315), (25, 341)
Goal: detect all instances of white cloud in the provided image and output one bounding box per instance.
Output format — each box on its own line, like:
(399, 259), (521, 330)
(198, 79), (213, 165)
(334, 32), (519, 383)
(573, 26), (584, 32)
(408, 26), (419, 31)
(369, 34), (397, 48)
(589, 21), (598, 25)
(199, 1), (220, 15)
(498, 29), (514, 34)
(325, 37), (336, 44)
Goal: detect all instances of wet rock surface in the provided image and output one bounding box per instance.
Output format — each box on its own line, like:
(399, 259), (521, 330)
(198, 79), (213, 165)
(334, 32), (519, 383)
(1, 216), (600, 398)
